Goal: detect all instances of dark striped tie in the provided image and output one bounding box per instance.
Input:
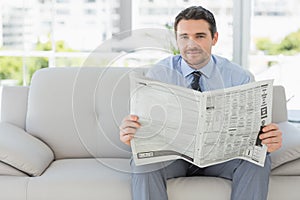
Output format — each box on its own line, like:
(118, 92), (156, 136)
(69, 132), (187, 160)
(191, 71), (202, 92)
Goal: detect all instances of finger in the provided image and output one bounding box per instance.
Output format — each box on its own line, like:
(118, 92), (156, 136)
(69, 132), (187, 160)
(119, 121), (141, 130)
(120, 133), (134, 140)
(120, 115), (140, 129)
(262, 123), (279, 132)
(120, 134), (134, 145)
(261, 136), (281, 145)
(122, 115), (139, 123)
(259, 130), (282, 140)
(120, 127), (138, 135)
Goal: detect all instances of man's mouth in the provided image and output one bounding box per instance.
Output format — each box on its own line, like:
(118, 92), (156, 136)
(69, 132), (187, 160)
(186, 50), (202, 55)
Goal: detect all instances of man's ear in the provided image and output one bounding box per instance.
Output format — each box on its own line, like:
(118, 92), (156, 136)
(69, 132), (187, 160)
(212, 32), (218, 45)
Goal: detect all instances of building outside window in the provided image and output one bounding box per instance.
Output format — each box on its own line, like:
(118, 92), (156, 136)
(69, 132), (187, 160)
(249, 0), (300, 110)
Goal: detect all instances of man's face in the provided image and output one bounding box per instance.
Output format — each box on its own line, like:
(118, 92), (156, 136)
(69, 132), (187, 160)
(176, 19), (218, 69)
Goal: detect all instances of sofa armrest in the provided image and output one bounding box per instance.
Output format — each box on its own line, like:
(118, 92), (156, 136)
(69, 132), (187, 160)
(270, 121), (300, 169)
(0, 122), (54, 176)
(272, 85), (288, 123)
(0, 86), (29, 129)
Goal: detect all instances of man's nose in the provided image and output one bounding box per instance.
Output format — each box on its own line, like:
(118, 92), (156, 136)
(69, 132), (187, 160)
(186, 38), (199, 48)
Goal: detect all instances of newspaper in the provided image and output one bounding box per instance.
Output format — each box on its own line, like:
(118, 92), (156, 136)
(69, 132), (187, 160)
(130, 73), (273, 167)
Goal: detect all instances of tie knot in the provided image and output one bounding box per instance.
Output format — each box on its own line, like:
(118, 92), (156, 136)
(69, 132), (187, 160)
(191, 71), (202, 91)
(192, 71), (201, 80)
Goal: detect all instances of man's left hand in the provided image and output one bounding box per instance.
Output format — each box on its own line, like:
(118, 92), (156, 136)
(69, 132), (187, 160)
(259, 123), (282, 153)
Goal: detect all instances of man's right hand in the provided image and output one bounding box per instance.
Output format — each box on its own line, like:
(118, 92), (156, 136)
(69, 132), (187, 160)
(119, 115), (141, 146)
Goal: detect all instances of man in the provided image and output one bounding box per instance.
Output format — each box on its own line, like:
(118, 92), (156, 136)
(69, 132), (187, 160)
(119, 6), (282, 200)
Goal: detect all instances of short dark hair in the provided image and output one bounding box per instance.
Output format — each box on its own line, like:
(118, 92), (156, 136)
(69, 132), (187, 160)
(174, 6), (217, 38)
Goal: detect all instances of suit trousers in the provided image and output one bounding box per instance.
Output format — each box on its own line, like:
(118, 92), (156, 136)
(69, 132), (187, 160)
(131, 155), (271, 200)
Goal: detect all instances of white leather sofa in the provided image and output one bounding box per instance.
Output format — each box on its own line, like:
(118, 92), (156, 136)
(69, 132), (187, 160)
(1, 67), (300, 200)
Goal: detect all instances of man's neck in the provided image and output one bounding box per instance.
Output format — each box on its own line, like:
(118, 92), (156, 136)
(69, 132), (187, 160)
(185, 58), (211, 70)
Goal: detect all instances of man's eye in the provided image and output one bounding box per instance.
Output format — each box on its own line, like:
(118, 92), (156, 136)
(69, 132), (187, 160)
(180, 36), (188, 39)
(196, 35), (205, 38)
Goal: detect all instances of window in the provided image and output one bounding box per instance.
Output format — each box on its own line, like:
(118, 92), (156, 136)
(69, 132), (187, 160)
(249, 0), (300, 110)
(2, 0), (299, 112)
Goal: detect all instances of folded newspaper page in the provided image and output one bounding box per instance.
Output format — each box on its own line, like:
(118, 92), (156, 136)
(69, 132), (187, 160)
(130, 73), (273, 167)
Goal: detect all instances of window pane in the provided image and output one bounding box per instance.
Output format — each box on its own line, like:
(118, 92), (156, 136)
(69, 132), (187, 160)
(250, 0), (300, 109)
(53, 0), (120, 52)
(0, 0), (53, 51)
(26, 57), (49, 84)
(0, 56), (23, 86)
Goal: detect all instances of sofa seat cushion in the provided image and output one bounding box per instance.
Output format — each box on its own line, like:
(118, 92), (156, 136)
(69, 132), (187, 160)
(7, 157), (299, 200)
(26, 158), (234, 200)
(268, 176), (300, 200)
(0, 176), (30, 200)
(167, 176), (231, 200)
(27, 158), (132, 200)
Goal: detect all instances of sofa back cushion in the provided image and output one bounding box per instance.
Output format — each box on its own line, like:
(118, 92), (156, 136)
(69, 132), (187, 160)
(25, 67), (287, 160)
(26, 67), (147, 159)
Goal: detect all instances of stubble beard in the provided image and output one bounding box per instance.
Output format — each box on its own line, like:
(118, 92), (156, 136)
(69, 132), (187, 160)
(184, 49), (210, 70)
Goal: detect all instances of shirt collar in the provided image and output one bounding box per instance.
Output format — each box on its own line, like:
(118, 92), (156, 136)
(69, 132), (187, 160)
(180, 56), (214, 78)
